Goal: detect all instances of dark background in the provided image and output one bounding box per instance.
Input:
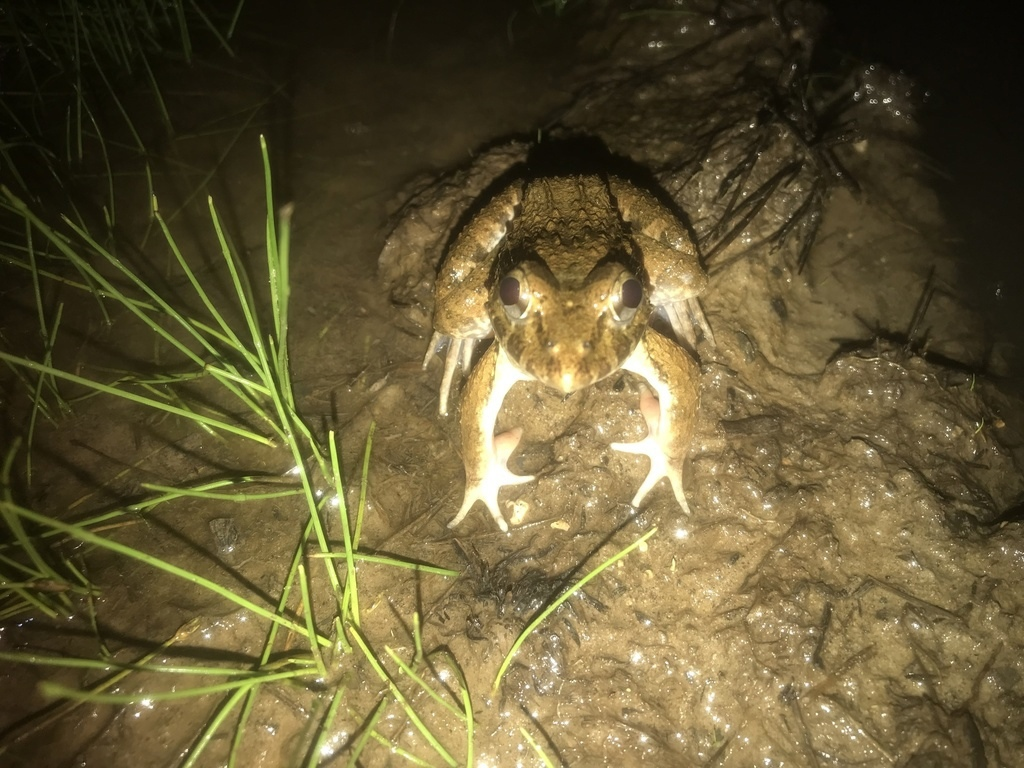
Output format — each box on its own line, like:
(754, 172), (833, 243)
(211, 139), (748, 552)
(820, 0), (1023, 379)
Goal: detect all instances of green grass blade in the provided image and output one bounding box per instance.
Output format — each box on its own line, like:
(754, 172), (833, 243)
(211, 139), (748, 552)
(0, 619), (204, 751)
(0, 440), (69, 599)
(306, 681), (347, 768)
(346, 699), (386, 767)
(1, 186), (207, 370)
(260, 137), (286, 355)
(3, 501), (326, 645)
(173, 0), (193, 62)
(205, 195), (270, 382)
(312, 552), (459, 579)
(226, 0), (247, 38)
(493, 526), (659, 692)
(348, 624), (457, 767)
(366, 733), (435, 767)
(329, 430), (358, 627)
(228, 516), (318, 768)
(354, 422), (375, 550)
(297, 563), (328, 679)
(151, 201), (259, 372)
(133, 480), (302, 511)
(181, 686), (249, 768)
(25, 302), (67, 483)
(0, 351), (274, 446)
(270, 201), (293, 406)
(385, 646), (466, 722)
(520, 726), (558, 767)
(424, 649), (475, 763)
(40, 667), (313, 704)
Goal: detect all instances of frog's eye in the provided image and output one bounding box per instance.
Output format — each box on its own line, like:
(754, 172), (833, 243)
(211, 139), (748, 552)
(499, 275), (530, 319)
(612, 277), (644, 322)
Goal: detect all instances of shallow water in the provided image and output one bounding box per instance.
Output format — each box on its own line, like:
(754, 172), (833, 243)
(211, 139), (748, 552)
(2, 1), (1023, 766)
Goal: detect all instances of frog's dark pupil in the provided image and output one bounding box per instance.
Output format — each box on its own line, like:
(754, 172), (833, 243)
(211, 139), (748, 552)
(621, 278), (643, 309)
(499, 276), (521, 306)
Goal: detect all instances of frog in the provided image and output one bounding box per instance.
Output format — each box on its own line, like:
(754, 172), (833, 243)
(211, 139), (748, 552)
(423, 174), (711, 532)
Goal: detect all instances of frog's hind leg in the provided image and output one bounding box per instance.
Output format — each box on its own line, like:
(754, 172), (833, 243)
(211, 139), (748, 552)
(451, 344), (533, 532)
(613, 386), (691, 514)
(612, 329), (700, 515)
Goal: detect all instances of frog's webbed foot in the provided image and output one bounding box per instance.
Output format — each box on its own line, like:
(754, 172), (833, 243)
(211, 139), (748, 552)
(448, 427), (535, 533)
(423, 332), (480, 416)
(662, 297), (715, 349)
(611, 387), (691, 514)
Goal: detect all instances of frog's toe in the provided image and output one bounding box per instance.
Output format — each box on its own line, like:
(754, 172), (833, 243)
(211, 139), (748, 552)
(449, 428), (534, 532)
(424, 334), (481, 417)
(687, 297), (715, 346)
(663, 298), (714, 348)
(611, 388), (691, 514)
(611, 436), (691, 515)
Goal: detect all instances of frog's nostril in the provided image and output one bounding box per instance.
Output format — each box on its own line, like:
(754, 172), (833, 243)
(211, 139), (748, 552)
(580, 340), (593, 352)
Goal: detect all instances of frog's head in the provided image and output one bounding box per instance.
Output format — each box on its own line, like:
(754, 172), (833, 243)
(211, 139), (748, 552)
(488, 256), (650, 393)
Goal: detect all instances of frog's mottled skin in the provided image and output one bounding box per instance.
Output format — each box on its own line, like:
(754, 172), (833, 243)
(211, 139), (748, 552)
(424, 175), (710, 532)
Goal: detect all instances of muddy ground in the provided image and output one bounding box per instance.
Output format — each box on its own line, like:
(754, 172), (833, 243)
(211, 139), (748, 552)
(2, 1), (1024, 766)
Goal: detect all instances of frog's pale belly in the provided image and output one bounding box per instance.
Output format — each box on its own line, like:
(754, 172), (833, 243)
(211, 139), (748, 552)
(424, 174), (709, 532)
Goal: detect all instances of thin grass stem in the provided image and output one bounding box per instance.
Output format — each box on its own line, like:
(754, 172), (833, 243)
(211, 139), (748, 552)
(134, 480), (303, 509)
(40, 666), (314, 704)
(520, 726), (557, 767)
(3, 501), (327, 645)
(329, 430), (358, 628)
(0, 351), (274, 446)
(0, 619), (204, 751)
(366, 733), (434, 767)
(0, 651), (312, 677)
(493, 526), (659, 692)
(348, 624), (457, 767)
(346, 698), (386, 767)
(298, 562), (328, 680)
(26, 302), (66, 482)
(385, 646), (466, 722)
(180, 686), (249, 768)
(306, 681), (347, 768)
(228, 516), (317, 768)
(354, 421), (375, 550)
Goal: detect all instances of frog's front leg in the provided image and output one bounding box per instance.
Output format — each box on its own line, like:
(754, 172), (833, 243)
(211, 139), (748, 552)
(607, 177), (714, 346)
(449, 344), (533, 532)
(656, 289), (715, 350)
(424, 183), (523, 415)
(611, 329), (700, 513)
(423, 332), (483, 417)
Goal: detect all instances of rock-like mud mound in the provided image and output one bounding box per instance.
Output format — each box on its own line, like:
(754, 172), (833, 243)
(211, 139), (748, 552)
(377, 1), (1024, 763)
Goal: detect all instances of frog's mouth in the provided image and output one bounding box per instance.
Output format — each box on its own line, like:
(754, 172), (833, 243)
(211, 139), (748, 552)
(503, 325), (643, 395)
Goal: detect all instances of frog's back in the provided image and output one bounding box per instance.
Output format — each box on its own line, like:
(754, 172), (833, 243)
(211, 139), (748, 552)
(510, 175), (632, 283)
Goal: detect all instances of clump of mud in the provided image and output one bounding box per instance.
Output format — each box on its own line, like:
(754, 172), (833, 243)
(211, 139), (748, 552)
(377, 0), (1024, 763)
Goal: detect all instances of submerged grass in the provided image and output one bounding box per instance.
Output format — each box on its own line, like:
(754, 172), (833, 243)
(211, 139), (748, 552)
(0, 7), (660, 758)
(0, 125), (657, 761)
(0, 136), (480, 764)
(492, 524), (659, 693)
(0, 133), (666, 767)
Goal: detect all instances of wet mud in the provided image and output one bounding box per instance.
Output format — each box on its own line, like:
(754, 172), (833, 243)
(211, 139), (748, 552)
(3, 1), (1023, 766)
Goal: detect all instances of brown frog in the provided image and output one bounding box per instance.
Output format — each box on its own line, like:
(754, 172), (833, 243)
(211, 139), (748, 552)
(424, 175), (710, 531)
